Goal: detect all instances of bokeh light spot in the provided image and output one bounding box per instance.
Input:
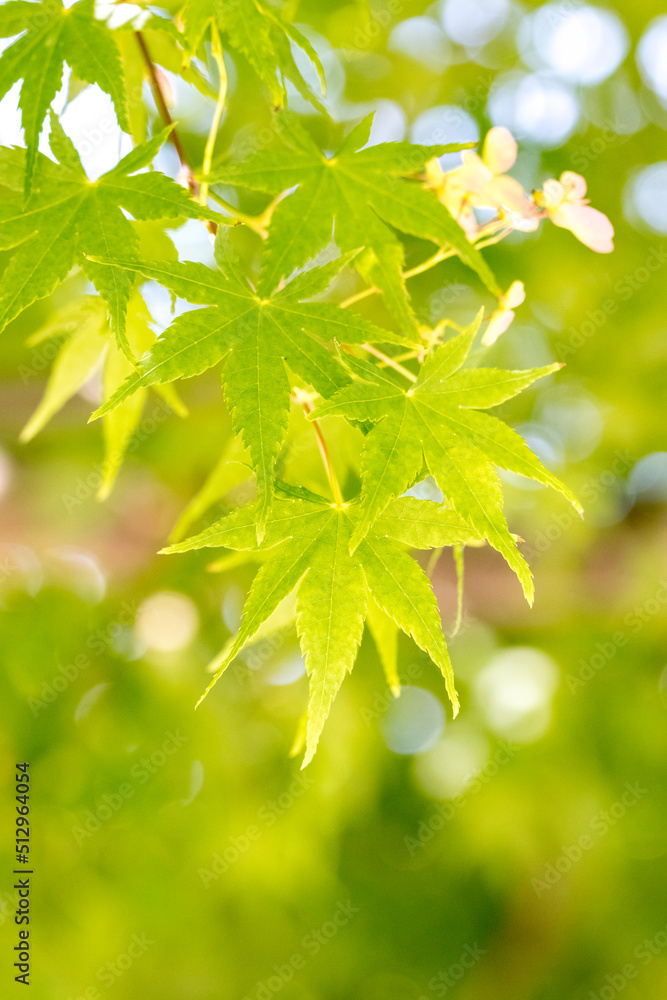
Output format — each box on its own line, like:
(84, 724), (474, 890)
(441, 0), (510, 48)
(136, 591), (199, 652)
(637, 15), (667, 103)
(475, 647), (560, 743)
(521, 4), (628, 85)
(535, 386), (605, 462)
(403, 476), (444, 503)
(381, 686), (445, 755)
(366, 100), (407, 144)
(388, 17), (450, 70)
(628, 452), (667, 503)
(623, 163), (667, 234)
(411, 105), (479, 169)
(47, 547), (106, 604)
(488, 72), (579, 147)
(266, 652), (306, 686)
(414, 724), (490, 799)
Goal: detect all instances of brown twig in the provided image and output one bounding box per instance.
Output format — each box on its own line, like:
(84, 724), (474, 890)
(135, 31), (198, 198)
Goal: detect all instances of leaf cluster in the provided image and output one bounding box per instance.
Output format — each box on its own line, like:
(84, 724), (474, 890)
(0, 2), (582, 763)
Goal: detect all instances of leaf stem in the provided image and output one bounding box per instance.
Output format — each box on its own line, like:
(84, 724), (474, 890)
(474, 228), (513, 249)
(206, 189), (271, 238)
(362, 343), (416, 383)
(339, 218), (509, 311)
(198, 23), (227, 210)
(297, 395), (344, 505)
(339, 247), (456, 309)
(404, 246), (456, 279)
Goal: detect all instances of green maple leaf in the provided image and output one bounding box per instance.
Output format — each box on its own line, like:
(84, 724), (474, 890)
(163, 489), (482, 765)
(311, 316), (582, 603)
(0, 115), (221, 357)
(88, 234), (411, 534)
(179, 0), (326, 110)
(19, 292), (185, 499)
(209, 111), (500, 330)
(0, 0), (130, 195)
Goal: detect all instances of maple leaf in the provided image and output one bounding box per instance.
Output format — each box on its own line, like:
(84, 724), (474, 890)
(179, 0), (326, 111)
(88, 234), (411, 534)
(19, 292), (186, 499)
(163, 488), (482, 765)
(209, 111), (501, 331)
(0, 115), (221, 357)
(0, 0), (130, 195)
(311, 316), (582, 603)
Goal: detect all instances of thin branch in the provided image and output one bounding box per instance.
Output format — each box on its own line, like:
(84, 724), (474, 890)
(135, 31), (196, 196)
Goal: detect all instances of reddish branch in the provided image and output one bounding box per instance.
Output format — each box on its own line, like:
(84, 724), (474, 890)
(134, 31), (197, 197)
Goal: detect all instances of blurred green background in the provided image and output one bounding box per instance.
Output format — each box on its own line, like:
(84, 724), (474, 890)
(1, 0), (667, 997)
